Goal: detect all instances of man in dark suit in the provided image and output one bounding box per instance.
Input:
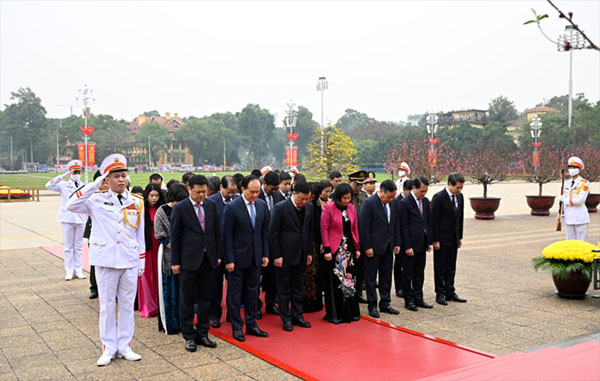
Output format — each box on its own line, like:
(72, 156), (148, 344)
(431, 173), (467, 305)
(277, 171), (292, 200)
(270, 182), (313, 331)
(257, 171), (282, 316)
(207, 176), (238, 328)
(171, 175), (223, 352)
(360, 180), (402, 318)
(398, 176), (433, 312)
(223, 175), (270, 342)
(394, 179), (413, 298)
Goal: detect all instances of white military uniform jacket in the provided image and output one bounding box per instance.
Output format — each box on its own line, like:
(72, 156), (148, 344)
(45, 172), (87, 224)
(66, 175), (145, 269)
(561, 176), (590, 225)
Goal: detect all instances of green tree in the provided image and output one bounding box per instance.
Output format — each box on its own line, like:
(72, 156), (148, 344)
(305, 125), (357, 177)
(175, 118), (238, 166)
(135, 122), (172, 165)
(237, 104), (275, 167)
(1, 87), (49, 164)
(294, 106), (320, 159)
(142, 110), (160, 117)
(537, 93), (588, 115)
(355, 139), (379, 166)
(488, 95), (519, 124)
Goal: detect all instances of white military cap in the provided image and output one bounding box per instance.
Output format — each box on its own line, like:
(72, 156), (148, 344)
(567, 156), (584, 170)
(100, 154), (127, 175)
(66, 160), (83, 171)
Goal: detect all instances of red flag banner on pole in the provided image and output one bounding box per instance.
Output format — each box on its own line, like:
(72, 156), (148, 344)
(292, 148), (298, 167)
(285, 148), (292, 167)
(88, 144), (96, 167)
(77, 144), (85, 163)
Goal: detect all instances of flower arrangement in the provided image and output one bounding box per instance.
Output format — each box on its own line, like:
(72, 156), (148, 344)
(333, 235), (356, 299)
(532, 240), (600, 280)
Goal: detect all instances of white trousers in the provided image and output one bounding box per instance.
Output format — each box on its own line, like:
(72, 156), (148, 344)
(96, 266), (137, 355)
(566, 224), (588, 241)
(61, 222), (85, 274)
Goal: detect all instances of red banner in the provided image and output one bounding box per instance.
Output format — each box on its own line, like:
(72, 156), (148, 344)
(532, 151), (540, 167)
(285, 147), (298, 167)
(427, 149), (437, 167)
(77, 144), (96, 167)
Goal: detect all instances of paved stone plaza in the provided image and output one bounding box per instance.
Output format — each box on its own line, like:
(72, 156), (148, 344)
(1, 181), (599, 380)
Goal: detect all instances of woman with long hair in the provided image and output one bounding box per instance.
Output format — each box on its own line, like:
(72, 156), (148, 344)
(137, 183), (166, 317)
(320, 183), (361, 323)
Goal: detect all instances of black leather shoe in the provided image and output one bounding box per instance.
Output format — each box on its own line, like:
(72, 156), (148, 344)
(265, 304), (280, 315)
(246, 326), (268, 337)
(395, 290), (404, 298)
(195, 336), (217, 348)
(256, 310), (263, 320)
(380, 306), (400, 315)
(368, 309), (380, 318)
(446, 293), (467, 303)
(232, 330), (245, 342)
(283, 321), (293, 331)
(185, 340), (196, 352)
(416, 301), (433, 309)
(89, 291), (98, 299)
(436, 295), (448, 305)
(292, 318), (311, 328)
(210, 319), (221, 328)
(358, 296), (368, 304)
(405, 303), (418, 311)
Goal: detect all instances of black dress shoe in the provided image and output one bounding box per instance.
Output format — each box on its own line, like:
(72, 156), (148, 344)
(246, 326), (268, 337)
(89, 291), (98, 299)
(210, 319), (221, 328)
(395, 290), (404, 298)
(232, 330), (245, 342)
(416, 301), (433, 309)
(368, 309), (380, 318)
(265, 304), (280, 315)
(380, 306), (400, 315)
(283, 321), (293, 331)
(195, 336), (217, 348)
(446, 293), (467, 303)
(292, 317), (311, 328)
(256, 310), (262, 320)
(185, 340), (196, 352)
(436, 295), (448, 305)
(358, 296), (368, 304)
(405, 303), (418, 311)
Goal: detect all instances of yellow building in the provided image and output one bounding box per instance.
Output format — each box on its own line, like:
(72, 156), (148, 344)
(439, 109), (488, 129)
(524, 106), (560, 122)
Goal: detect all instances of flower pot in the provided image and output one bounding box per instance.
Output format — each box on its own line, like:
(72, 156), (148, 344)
(469, 197), (501, 220)
(525, 195), (556, 216)
(552, 271), (591, 299)
(585, 193), (600, 213)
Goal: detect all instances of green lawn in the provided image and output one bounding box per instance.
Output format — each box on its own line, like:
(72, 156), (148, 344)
(0, 171), (396, 190)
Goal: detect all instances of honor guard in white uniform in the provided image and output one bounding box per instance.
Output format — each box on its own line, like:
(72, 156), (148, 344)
(395, 162), (411, 196)
(45, 160), (88, 280)
(66, 154), (145, 366)
(561, 156), (590, 240)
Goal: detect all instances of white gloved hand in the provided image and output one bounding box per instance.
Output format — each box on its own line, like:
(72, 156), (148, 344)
(138, 257), (145, 276)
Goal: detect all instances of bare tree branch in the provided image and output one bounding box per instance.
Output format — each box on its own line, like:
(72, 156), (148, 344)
(546, 0), (599, 51)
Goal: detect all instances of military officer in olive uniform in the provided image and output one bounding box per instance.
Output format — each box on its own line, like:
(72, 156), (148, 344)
(348, 170), (368, 304)
(66, 154), (145, 367)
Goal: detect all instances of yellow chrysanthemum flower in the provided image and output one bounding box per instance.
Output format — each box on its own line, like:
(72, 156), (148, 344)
(542, 240), (600, 263)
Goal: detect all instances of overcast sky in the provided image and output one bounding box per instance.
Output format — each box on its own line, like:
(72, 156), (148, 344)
(1, 0), (599, 126)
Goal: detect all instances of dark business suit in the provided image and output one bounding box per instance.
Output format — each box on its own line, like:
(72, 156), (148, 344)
(270, 198), (313, 323)
(222, 196), (269, 331)
(207, 192), (236, 322)
(360, 194), (401, 311)
(171, 197), (222, 340)
(431, 189), (464, 298)
(397, 193), (432, 306)
(257, 188), (280, 311)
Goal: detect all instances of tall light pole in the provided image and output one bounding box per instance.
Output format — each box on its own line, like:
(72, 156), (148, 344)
(284, 101), (298, 171)
(57, 119), (61, 172)
(76, 85), (95, 183)
(316, 77), (328, 163)
(557, 25), (586, 127)
(530, 115), (542, 176)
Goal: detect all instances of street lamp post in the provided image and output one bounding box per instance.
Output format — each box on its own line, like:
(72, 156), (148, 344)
(426, 112), (439, 181)
(284, 102), (298, 172)
(557, 25), (586, 127)
(76, 85), (95, 183)
(316, 77), (328, 165)
(530, 115), (542, 176)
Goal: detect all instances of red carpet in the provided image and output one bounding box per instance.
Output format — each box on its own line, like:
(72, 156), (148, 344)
(41, 244), (90, 273)
(40, 244), (494, 380)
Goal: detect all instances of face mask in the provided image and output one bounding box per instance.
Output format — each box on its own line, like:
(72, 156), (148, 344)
(399, 170), (406, 177)
(568, 168), (580, 177)
(71, 174), (81, 182)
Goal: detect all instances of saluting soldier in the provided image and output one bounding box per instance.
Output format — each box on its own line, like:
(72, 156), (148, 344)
(562, 156), (590, 241)
(66, 154), (145, 366)
(46, 159), (88, 280)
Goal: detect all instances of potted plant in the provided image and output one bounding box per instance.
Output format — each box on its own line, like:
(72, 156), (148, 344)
(532, 240), (600, 299)
(464, 148), (507, 220)
(524, 146), (562, 216)
(574, 144), (600, 213)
